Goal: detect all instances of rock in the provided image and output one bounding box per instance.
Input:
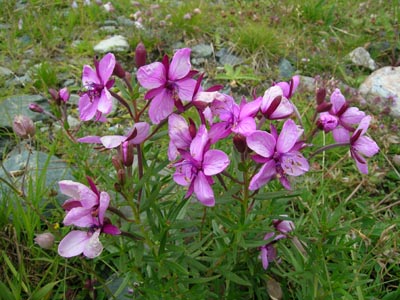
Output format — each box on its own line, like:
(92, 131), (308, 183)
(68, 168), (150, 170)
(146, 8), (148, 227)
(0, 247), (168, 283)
(217, 49), (243, 66)
(100, 26), (117, 33)
(191, 44), (213, 58)
(93, 35), (130, 53)
(0, 95), (50, 128)
(117, 16), (136, 27)
(359, 66), (400, 117)
(278, 58), (294, 79)
(0, 66), (13, 78)
(347, 47), (377, 71)
(0, 147), (75, 206)
(298, 75), (315, 93)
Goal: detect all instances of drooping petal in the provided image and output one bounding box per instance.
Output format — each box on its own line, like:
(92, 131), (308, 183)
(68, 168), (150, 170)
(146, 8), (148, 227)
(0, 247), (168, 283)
(102, 223), (121, 235)
(249, 160), (276, 190)
(58, 230), (90, 258)
(203, 150), (230, 176)
(280, 152), (309, 176)
(148, 89), (174, 124)
(269, 97), (293, 120)
(59, 180), (97, 207)
(260, 247), (269, 270)
(173, 164), (192, 187)
(83, 230), (103, 258)
(97, 88), (113, 114)
(353, 136), (379, 157)
(233, 117), (256, 136)
(77, 136), (102, 144)
(100, 135), (127, 148)
(239, 97), (261, 119)
(193, 171), (215, 207)
(355, 158), (369, 174)
(82, 65), (100, 86)
(98, 53), (116, 84)
(208, 122), (231, 144)
(63, 207), (94, 227)
(246, 130), (276, 158)
(276, 119), (303, 154)
(354, 115), (371, 137)
(260, 86), (283, 113)
(332, 126), (350, 143)
(129, 122), (150, 144)
(137, 62), (166, 89)
(168, 114), (192, 149)
(168, 48), (192, 81)
(176, 78), (197, 101)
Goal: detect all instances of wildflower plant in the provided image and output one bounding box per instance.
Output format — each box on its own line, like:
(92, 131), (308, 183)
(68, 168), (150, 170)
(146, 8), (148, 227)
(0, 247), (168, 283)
(38, 46), (379, 297)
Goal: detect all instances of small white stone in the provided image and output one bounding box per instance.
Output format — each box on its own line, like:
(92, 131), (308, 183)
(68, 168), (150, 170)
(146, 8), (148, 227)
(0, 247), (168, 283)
(93, 35), (130, 53)
(348, 47), (376, 71)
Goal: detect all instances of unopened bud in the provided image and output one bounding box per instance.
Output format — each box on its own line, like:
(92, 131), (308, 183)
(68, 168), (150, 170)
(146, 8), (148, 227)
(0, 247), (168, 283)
(117, 169), (126, 185)
(113, 61), (126, 79)
(315, 87), (326, 105)
(29, 103), (44, 113)
(48, 88), (58, 101)
(233, 134), (247, 153)
(316, 113), (338, 132)
(13, 115), (35, 139)
(59, 87), (70, 102)
(121, 141), (134, 167)
(316, 102), (332, 113)
(188, 118), (197, 139)
(112, 155), (123, 171)
(34, 232), (55, 249)
(135, 42), (147, 68)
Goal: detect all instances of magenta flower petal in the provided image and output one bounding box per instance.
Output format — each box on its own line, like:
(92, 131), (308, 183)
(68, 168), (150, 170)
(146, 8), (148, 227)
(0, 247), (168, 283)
(59, 180), (97, 207)
(332, 126), (350, 143)
(330, 89), (346, 114)
(168, 48), (192, 80)
(102, 224), (121, 235)
(83, 230), (103, 258)
(148, 89), (174, 124)
(341, 107), (365, 125)
(354, 136), (379, 157)
(63, 207), (94, 227)
(203, 150), (230, 176)
(58, 230), (90, 258)
(276, 119), (303, 154)
(280, 152), (309, 176)
(249, 160), (276, 190)
(129, 122), (150, 144)
(193, 171), (215, 207)
(247, 131), (276, 158)
(260, 86), (282, 112)
(190, 125), (209, 161)
(137, 62), (166, 89)
(260, 247), (269, 270)
(79, 94), (99, 121)
(98, 53), (116, 83)
(176, 78), (197, 101)
(98, 192), (110, 225)
(168, 114), (192, 148)
(82, 65), (100, 86)
(97, 88), (113, 114)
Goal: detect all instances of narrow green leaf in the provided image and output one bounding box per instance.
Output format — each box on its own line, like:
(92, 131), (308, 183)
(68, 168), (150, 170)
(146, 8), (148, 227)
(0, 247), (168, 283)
(0, 281), (15, 300)
(224, 271), (252, 287)
(30, 281), (59, 300)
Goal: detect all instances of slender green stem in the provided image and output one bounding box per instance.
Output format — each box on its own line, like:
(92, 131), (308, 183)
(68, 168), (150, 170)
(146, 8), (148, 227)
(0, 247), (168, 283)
(309, 142), (349, 159)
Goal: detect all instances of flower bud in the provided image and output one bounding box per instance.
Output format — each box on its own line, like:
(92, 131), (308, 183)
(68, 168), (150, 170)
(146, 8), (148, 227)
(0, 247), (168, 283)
(315, 87), (326, 105)
(34, 232), (55, 249)
(135, 42), (147, 68)
(29, 103), (44, 113)
(233, 134), (247, 153)
(59, 87), (70, 102)
(117, 169), (126, 185)
(112, 155), (123, 172)
(273, 217), (295, 234)
(13, 115), (35, 139)
(48, 88), (59, 101)
(316, 101), (332, 113)
(121, 141), (134, 167)
(316, 113), (338, 132)
(113, 61), (126, 79)
(188, 118), (197, 139)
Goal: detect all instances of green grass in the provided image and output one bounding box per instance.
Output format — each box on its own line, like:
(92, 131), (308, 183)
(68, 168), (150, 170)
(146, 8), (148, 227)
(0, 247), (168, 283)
(1, 0), (399, 299)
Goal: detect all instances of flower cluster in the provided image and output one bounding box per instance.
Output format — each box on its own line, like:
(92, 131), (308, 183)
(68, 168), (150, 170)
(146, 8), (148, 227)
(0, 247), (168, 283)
(45, 47), (379, 269)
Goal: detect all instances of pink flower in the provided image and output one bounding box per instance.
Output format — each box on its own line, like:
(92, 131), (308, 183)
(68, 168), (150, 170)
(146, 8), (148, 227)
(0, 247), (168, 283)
(350, 116), (379, 174)
(246, 119), (309, 190)
(168, 114), (194, 161)
(275, 75), (300, 99)
(317, 112), (338, 132)
(173, 125), (230, 206)
(260, 232), (285, 270)
(260, 86), (294, 120)
(58, 179), (120, 258)
(79, 53), (116, 122)
(137, 48), (197, 124)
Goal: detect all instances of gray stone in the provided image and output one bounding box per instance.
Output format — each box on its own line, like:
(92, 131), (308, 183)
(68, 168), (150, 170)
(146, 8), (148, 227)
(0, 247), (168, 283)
(298, 75), (315, 93)
(218, 53), (243, 66)
(0, 95), (50, 128)
(104, 20), (118, 27)
(117, 16), (135, 27)
(359, 66), (400, 117)
(94, 35), (130, 53)
(100, 26), (117, 33)
(0, 147), (75, 206)
(278, 58), (294, 79)
(192, 44), (213, 58)
(0, 66), (13, 78)
(347, 47), (377, 71)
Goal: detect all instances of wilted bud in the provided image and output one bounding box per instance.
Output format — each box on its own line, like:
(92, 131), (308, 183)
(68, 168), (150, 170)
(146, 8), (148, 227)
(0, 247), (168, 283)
(233, 134), (247, 153)
(29, 103), (44, 113)
(113, 61), (126, 79)
(117, 169), (126, 185)
(34, 232), (55, 249)
(316, 101), (332, 113)
(13, 115), (35, 139)
(112, 155), (123, 172)
(135, 42), (147, 68)
(315, 87), (326, 105)
(48, 88), (59, 101)
(273, 217), (295, 234)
